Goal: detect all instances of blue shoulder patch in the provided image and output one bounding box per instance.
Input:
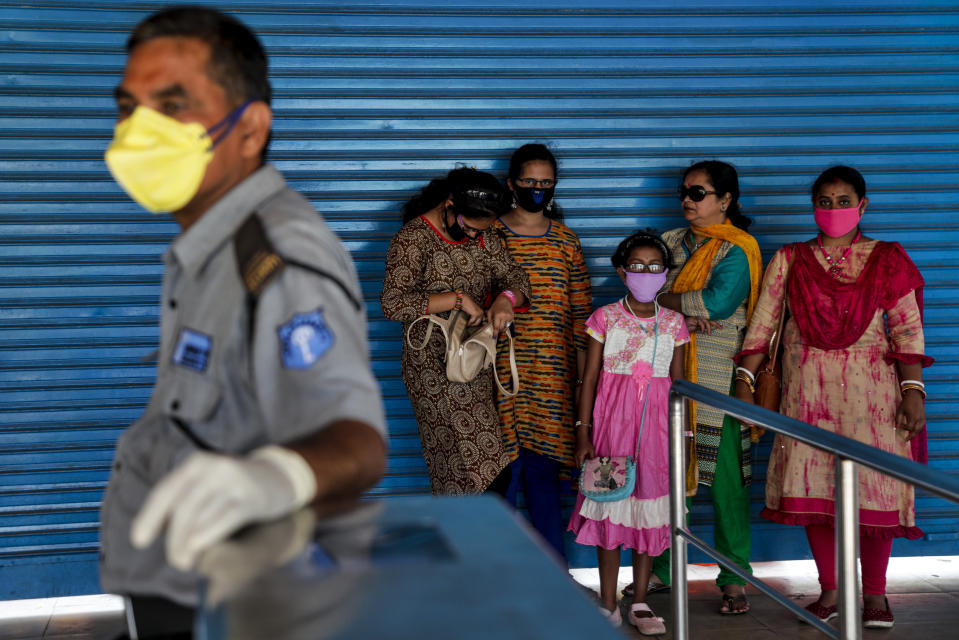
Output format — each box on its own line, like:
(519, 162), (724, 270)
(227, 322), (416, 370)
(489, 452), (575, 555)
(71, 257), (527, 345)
(278, 308), (334, 369)
(172, 328), (213, 372)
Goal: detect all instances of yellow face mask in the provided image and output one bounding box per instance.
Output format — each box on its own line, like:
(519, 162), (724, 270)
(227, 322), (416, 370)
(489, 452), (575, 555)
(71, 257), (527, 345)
(104, 103), (248, 213)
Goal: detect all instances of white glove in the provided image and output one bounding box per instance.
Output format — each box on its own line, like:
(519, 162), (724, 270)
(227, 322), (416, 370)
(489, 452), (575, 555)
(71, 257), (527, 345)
(198, 507), (317, 606)
(130, 445), (317, 572)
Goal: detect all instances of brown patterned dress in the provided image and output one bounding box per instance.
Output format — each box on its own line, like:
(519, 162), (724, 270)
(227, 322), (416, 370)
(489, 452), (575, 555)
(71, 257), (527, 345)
(381, 216), (532, 494)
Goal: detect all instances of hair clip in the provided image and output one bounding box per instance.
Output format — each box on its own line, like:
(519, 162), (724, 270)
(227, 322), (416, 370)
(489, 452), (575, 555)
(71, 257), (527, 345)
(463, 189), (499, 201)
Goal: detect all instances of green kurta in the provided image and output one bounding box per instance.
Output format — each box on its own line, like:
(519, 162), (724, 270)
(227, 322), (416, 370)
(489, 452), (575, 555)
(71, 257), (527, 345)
(656, 226), (755, 588)
(662, 227), (751, 487)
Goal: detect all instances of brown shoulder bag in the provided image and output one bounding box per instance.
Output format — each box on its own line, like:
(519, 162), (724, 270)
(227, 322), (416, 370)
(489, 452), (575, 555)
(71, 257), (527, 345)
(753, 247), (796, 412)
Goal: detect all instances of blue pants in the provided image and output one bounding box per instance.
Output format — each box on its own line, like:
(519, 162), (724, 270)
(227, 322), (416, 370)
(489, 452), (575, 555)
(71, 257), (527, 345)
(505, 447), (566, 559)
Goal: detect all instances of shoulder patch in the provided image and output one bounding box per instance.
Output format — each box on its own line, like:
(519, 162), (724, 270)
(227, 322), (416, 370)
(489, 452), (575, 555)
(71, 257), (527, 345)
(172, 328), (213, 372)
(278, 308), (334, 369)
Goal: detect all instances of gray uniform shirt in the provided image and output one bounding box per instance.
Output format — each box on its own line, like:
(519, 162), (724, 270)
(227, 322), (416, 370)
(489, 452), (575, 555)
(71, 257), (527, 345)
(99, 165), (387, 605)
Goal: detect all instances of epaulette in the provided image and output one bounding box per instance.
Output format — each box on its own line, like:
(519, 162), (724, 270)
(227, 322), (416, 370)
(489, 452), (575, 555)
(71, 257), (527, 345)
(235, 213), (286, 297)
(233, 214), (363, 342)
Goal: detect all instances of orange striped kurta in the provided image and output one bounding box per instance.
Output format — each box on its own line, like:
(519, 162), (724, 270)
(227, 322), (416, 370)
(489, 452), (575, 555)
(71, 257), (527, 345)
(494, 219), (592, 466)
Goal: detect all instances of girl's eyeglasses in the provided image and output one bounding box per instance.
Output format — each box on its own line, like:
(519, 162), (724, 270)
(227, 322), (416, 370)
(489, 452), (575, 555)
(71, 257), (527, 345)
(678, 185), (717, 202)
(514, 178), (556, 188)
(625, 263), (667, 274)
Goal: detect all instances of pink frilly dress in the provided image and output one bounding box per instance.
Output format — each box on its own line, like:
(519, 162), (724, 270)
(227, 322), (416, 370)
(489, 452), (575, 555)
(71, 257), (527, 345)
(568, 301), (689, 553)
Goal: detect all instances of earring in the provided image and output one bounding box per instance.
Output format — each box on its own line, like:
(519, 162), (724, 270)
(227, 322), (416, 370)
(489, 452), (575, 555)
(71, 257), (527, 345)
(511, 196), (518, 209)
(721, 205), (726, 213)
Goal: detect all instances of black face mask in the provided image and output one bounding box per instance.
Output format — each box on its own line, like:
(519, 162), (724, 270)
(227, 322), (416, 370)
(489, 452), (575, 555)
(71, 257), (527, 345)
(513, 186), (555, 213)
(443, 209), (468, 241)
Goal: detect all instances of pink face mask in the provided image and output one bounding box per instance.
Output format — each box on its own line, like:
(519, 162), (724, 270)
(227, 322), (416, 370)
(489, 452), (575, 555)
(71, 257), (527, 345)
(624, 270), (668, 303)
(814, 205), (862, 238)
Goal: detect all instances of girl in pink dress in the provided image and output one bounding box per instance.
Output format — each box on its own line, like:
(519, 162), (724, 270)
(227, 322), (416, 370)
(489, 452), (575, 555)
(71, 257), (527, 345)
(569, 231), (688, 635)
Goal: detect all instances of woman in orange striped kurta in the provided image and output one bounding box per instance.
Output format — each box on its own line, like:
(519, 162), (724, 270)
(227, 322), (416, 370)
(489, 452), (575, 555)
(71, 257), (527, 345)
(495, 144), (592, 559)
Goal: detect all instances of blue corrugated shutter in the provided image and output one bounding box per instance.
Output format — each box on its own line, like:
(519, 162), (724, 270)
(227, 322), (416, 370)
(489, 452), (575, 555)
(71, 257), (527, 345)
(1, 0), (957, 598)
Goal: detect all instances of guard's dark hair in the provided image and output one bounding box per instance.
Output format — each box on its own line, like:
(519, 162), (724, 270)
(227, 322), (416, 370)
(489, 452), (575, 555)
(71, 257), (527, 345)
(683, 160), (751, 231)
(508, 143), (563, 220)
(402, 167), (508, 224)
(611, 229), (674, 270)
(812, 165), (867, 202)
(128, 6), (271, 108)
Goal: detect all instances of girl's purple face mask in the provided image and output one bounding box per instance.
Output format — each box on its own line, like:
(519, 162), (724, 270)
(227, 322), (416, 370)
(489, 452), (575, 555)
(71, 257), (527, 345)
(625, 270), (668, 302)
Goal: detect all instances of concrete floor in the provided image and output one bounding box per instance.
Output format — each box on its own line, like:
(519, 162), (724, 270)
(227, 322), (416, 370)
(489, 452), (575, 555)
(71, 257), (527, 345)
(570, 556), (959, 639)
(0, 594), (125, 640)
(0, 557), (956, 639)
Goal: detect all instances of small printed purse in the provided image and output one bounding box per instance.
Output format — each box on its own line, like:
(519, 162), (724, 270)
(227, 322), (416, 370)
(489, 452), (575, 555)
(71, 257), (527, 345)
(580, 455), (637, 502)
(578, 307), (658, 503)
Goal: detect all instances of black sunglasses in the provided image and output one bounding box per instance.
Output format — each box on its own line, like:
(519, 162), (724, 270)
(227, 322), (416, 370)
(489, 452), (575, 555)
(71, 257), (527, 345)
(678, 185), (717, 202)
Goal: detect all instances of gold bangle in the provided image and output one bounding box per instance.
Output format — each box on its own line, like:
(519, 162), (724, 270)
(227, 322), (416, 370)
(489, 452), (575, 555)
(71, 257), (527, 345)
(900, 384), (926, 399)
(735, 373), (755, 393)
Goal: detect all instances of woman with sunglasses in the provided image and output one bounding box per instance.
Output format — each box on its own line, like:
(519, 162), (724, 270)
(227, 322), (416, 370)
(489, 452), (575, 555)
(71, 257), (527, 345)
(733, 166), (931, 628)
(381, 167), (531, 495)
(638, 160), (763, 615)
(493, 143), (592, 560)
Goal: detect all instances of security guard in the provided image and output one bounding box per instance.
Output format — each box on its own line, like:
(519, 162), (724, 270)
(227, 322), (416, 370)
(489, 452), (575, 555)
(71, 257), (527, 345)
(98, 7), (387, 632)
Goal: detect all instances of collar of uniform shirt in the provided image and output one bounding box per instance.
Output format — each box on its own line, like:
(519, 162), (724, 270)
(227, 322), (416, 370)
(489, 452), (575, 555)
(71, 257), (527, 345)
(168, 164), (288, 279)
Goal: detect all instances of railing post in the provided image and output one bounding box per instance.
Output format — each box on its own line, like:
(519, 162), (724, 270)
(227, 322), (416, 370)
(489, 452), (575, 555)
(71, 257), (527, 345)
(669, 391), (689, 640)
(662, 379), (959, 640)
(836, 457), (861, 640)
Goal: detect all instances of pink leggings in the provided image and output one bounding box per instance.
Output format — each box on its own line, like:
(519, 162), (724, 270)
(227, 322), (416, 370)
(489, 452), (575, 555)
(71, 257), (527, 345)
(805, 525), (893, 595)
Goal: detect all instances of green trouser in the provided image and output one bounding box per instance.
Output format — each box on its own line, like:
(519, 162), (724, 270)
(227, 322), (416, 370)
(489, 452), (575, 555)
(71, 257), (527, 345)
(652, 413), (753, 587)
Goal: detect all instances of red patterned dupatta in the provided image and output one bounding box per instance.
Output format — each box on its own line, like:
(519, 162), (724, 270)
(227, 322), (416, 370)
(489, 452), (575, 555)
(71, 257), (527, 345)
(786, 240), (933, 462)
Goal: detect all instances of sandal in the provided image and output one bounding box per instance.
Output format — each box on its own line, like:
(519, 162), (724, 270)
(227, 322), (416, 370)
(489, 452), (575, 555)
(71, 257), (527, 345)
(621, 577), (671, 598)
(719, 591), (750, 615)
(628, 603), (667, 636)
(862, 597), (894, 629)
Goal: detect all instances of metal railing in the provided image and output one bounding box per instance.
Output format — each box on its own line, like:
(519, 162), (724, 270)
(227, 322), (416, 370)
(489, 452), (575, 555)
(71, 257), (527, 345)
(668, 379), (959, 640)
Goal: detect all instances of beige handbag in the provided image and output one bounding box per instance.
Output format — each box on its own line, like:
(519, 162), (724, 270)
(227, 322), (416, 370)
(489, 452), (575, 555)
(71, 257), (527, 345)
(406, 309), (519, 396)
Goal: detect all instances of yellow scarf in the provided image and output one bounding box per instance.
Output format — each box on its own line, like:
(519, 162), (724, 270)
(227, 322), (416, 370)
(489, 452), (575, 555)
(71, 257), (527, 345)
(671, 220), (762, 493)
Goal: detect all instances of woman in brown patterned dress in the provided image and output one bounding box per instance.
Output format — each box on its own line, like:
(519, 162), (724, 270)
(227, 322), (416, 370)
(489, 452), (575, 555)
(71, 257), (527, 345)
(381, 168), (531, 495)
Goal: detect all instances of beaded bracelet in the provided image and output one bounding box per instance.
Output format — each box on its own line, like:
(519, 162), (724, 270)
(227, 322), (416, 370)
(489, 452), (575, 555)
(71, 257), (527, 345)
(453, 289), (464, 311)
